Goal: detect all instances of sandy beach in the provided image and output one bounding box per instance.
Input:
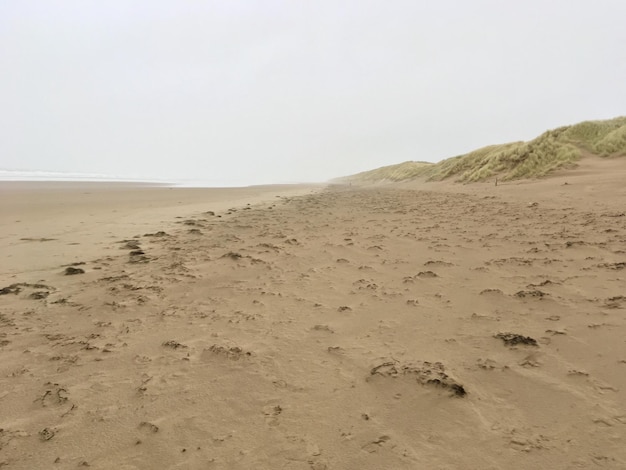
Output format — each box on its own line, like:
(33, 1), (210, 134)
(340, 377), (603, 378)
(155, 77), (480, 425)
(1, 159), (625, 469)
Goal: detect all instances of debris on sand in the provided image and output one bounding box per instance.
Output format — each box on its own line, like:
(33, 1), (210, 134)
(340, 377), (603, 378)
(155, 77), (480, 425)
(495, 332), (538, 347)
(0, 284), (23, 295)
(143, 231), (169, 237)
(29, 291), (50, 300)
(368, 359), (467, 397)
(1, 283), (54, 295)
(206, 344), (252, 360)
(597, 262), (625, 270)
(38, 428), (55, 441)
(514, 290), (546, 298)
(129, 250), (149, 264)
(64, 267), (85, 275)
(121, 240), (141, 250)
(138, 422), (159, 433)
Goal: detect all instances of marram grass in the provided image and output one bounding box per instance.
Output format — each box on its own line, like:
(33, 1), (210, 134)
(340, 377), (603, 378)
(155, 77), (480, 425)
(340, 161), (434, 183)
(339, 116), (626, 184)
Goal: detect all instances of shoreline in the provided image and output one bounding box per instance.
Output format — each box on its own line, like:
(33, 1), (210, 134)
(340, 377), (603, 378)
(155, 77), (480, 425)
(0, 182), (324, 278)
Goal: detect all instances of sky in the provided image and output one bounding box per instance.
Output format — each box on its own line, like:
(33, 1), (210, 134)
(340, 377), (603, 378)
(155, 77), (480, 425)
(1, 1), (625, 185)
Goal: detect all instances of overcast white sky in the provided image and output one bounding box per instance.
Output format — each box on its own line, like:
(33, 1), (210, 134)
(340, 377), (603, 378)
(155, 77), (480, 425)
(1, 1), (625, 185)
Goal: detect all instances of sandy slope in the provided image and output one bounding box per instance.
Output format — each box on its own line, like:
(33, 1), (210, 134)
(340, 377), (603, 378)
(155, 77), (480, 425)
(0, 163), (625, 469)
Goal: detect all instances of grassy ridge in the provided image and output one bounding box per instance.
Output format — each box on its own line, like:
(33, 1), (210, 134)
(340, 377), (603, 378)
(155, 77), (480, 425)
(339, 116), (626, 184)
(337, 161), (434, 183)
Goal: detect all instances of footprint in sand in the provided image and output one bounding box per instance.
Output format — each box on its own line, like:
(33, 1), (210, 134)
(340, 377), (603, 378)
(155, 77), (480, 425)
(361, 435), (391, 453)
(262, 404), (282, 426)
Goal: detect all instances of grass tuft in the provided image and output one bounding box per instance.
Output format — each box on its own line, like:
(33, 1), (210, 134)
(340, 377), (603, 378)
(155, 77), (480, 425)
(336, 161), (434, 183)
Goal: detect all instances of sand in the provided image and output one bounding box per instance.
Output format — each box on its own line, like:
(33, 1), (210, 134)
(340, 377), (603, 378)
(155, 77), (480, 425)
(0, 159), (625, 469)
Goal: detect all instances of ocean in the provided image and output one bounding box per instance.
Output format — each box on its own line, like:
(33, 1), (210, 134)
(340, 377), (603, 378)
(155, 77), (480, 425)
(0, 170), (258, 188)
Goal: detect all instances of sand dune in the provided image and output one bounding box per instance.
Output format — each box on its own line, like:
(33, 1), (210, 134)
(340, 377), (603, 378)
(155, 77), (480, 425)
(1, 162), (625, 468)
(339, 116), (626, 184)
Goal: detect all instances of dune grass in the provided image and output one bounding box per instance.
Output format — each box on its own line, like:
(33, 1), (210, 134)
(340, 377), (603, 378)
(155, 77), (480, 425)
(337, 161), (434, 183)
(339, 116), (626, 184)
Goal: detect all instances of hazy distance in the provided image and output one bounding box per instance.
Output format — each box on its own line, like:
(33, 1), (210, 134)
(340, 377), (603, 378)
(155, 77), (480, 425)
(1, 1), (625, 186)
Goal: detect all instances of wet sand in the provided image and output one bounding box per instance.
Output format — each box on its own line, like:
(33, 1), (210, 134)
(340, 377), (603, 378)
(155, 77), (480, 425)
(0, 162), (625, 469)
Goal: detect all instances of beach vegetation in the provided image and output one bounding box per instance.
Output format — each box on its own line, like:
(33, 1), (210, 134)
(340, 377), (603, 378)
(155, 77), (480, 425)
(338, 116), (626, 184)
